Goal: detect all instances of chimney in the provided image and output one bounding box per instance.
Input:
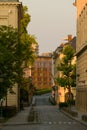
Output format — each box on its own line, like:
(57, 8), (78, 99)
(68, 34), (72, 42)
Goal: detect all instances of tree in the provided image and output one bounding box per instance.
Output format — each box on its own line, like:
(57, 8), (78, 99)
(18, 6), (38, 105)
(0, 6), (38, 102)
(15, 6), (38, 90)
(0, 25), (19, 100)
(56, 45), (76, 104)
(19, 6), (38, 67)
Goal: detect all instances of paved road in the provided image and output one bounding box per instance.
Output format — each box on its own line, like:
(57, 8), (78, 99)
(1, 94), (87, 130)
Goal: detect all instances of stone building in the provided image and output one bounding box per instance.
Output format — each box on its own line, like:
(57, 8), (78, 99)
(74, 0), (87, 112)
(0, 0), (22, 28)
(0, 0), (22, 109)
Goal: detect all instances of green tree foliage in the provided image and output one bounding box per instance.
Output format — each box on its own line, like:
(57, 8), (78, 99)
(18, 6), (38, 103)
(18, 6), (38, 88)
(0, 6), (38, 100)
(0, 25), (20, 99)
(56, 45), (76, 100)
(20, 6), (31, 34)
(19, 6), (38, 67)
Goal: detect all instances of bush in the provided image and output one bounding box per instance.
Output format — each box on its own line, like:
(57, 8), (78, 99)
(34, 88), (51, 95)
(59, 102), (68, 109)
(82, 115), (87, 122)
(67, 100), (75, 106)
(2, 106), (17, 118)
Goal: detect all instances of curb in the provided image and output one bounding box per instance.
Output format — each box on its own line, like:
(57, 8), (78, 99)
(0, 122), (43, 127)
(61, 109), (87, 127)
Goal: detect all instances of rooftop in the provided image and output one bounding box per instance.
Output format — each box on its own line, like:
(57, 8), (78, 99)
(0, 0), (19, 2)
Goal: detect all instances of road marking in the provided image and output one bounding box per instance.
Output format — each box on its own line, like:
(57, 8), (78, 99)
(38, 121), (77, 125)
(59, 121), (62, 124)
(68, 122), (72, 124)
(49, 122), (52, 124)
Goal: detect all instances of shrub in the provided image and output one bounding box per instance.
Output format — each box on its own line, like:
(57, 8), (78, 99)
(59, 102), (68, 109)
(82, 115), (87, 122)
(67, 100), (75, 106)
(34, 88), (51, 95)
(2, 106), (17, 118)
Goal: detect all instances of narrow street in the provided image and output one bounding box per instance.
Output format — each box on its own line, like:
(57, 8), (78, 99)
(1, 94), (87, 130)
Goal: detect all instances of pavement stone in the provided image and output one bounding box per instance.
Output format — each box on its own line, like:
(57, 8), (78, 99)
(5, 107), (30, 124)
(0, 97), (36, 127)
(0, 96), (87, 128)
(61, 106), (87, 127)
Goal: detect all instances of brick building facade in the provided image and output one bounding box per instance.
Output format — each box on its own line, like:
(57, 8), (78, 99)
(31, 53), (52, 90)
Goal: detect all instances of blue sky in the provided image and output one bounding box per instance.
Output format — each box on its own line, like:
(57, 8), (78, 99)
(20, 0), (76, 54)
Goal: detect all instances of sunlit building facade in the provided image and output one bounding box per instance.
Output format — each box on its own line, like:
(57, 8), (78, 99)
(0, 0), (22, 109)
(31, 53), (52, 90)
(74, 0), (87, 112)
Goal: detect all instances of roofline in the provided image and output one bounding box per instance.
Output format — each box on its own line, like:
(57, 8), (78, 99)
(0, 2), (22, 5)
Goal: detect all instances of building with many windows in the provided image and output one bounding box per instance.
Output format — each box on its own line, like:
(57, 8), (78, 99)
(74, 0), (87, 112)
(31, 53), (52, 90)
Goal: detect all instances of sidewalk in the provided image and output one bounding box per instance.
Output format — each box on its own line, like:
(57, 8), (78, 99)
(61, 106), (87, 127)
(4, 106), (31, 125)
(0, 106), (30, 130)
(0, 97), (87, 127)
(0, 97), (36, 127)
(49, 95), (87, 126)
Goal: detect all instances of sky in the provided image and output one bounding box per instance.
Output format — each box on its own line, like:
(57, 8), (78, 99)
(20, 0), (76, 54)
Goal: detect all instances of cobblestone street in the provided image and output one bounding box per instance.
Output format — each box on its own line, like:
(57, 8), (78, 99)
(1, 94), (87, 130)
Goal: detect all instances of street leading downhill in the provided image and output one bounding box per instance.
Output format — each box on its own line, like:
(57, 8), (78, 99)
(1, 94), (87, 130)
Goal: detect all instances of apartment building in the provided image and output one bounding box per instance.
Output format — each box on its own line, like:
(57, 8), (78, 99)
(31, 53), (52, 90)
(74, 0), (87, 112)
(0, 0), (22, 109)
